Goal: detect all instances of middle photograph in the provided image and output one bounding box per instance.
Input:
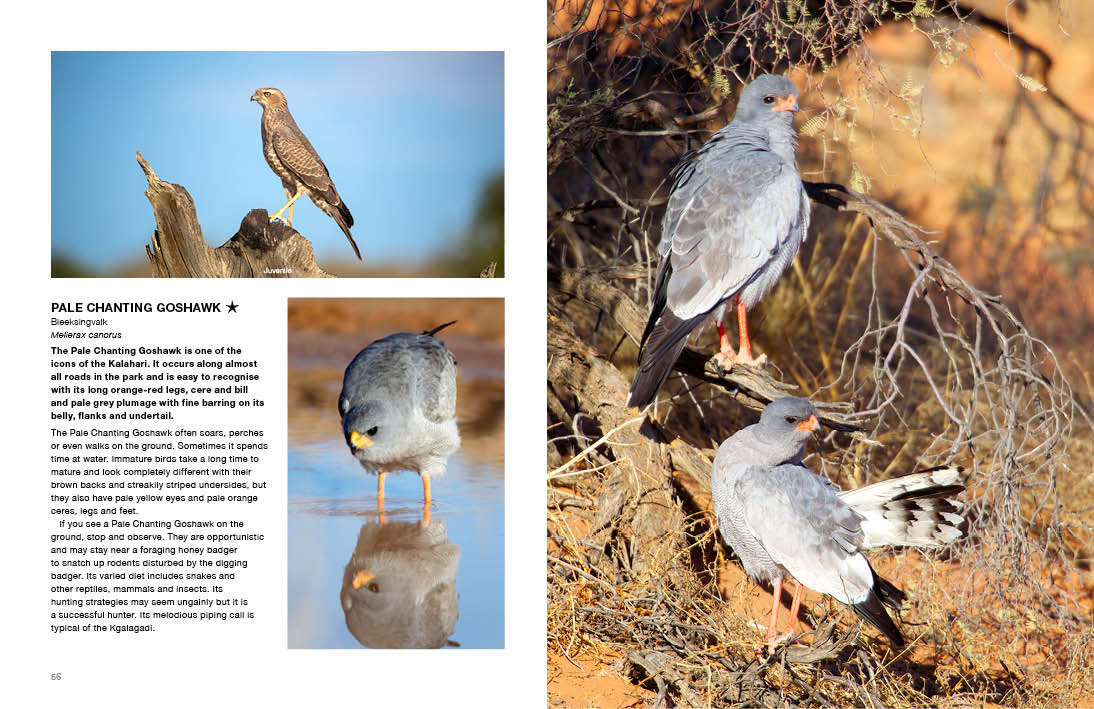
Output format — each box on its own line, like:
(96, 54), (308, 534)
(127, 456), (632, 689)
(287, 298), (504, 650)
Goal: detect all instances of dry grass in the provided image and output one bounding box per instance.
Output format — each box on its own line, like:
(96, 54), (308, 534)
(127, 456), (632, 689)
(548, 187), (1094, 704)
(548, 475), (1073, 706)
(548, 1), (1094, 706)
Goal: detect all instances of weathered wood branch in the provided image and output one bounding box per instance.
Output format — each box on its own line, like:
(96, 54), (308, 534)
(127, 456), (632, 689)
(548, 266), (862, 432)
(549, 268), (856, 535)
(137, 151), (333, 278)
(548, 315), (683, 580)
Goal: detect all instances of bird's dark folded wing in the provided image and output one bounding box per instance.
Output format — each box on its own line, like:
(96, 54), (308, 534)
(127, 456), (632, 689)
(272, 124), (335, 196)
(626, 307), (701, 407)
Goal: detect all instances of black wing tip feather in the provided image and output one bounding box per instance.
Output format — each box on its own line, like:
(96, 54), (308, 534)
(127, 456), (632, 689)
(339, 200), (354, 229)
(852, 567), (906, 648)
(628, 252), (729, 407)
(852, 592), (905, 648)
(627, 303), (727, 407)
(639, 260), (672, 352)
(874, 574), (907, 609)
(627, 312), (696, 408)
(626, 341), (680, 408)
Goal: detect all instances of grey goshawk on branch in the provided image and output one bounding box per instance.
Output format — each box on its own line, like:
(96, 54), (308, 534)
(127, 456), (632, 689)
(250, 87), (361, 260)
(627, 74), (811, 408)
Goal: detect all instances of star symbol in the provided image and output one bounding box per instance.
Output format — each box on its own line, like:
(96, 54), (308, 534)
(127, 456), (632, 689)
(226, 301), (239, 313)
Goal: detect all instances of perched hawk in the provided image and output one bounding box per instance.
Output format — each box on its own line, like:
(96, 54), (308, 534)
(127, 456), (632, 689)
(250, 88), (361, 260)
(627, 75), (809, 407)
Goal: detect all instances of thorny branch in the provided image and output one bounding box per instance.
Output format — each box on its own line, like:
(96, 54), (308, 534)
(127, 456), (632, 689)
(547, 2), (1092, 704)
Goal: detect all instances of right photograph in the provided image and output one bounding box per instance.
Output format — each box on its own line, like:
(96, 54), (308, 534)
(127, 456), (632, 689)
(548, 3), (1093, 707)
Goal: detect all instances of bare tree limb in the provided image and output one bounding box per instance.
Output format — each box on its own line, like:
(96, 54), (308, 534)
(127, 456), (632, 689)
(138, 151), (333, 278)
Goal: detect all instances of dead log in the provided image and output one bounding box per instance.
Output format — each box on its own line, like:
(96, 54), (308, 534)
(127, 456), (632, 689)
(138, 151), (333, 278)
(548, 315), (683, 580)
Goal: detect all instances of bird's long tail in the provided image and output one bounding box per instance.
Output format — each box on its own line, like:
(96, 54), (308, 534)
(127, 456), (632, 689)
(851, 566), (906, 648)
(838, 466), (966, 549)
(422, 321), (457, 336)
(332, 203), (362, 260)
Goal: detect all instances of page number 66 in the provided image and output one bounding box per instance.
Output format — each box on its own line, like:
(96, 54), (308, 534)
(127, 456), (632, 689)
(51, 673), (62, 680)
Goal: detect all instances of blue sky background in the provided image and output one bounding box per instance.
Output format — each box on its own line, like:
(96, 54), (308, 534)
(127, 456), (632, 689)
(51, 51), (504, 274)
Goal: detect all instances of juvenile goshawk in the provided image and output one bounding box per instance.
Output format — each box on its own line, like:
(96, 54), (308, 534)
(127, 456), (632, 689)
(250, 87), (361, 260)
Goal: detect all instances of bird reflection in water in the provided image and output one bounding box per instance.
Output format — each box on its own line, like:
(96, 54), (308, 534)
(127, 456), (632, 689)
(339, 515), (460, 649)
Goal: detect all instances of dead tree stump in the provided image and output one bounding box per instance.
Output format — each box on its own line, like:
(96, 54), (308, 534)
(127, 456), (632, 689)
(138, 151), (333, 278)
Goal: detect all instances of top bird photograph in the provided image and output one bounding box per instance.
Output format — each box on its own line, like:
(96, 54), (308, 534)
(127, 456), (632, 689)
(547, 1), (1093, 707)
(51, 51), (503, 278)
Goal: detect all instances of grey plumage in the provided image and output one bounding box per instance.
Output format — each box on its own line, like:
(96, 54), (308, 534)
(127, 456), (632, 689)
(251, 87), (362, 260)
(711, 397), (966, 647)
(338, 331), (460, 482)
(628, 75), (811, 407)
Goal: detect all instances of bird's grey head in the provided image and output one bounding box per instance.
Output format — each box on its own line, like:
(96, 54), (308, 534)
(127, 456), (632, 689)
(341, 400), (396, 463)
(250, 87), (287, 108)
(340, 557), (441, 648)
(732, 74), (800, 126)
(757, 397), (820, 446)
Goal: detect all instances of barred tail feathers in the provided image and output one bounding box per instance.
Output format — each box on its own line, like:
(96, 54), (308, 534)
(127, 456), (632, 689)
(838, 467), (966, 549)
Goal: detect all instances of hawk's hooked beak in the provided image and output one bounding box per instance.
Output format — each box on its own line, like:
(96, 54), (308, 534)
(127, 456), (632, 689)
(796, 414), (819, 432)
(352, 571), (374, 590)
(771, 94), (799, 113)
(350, 431), (373, 448)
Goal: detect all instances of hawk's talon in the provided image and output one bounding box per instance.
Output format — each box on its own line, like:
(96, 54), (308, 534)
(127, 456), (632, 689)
(712, 350), (737, 374)
(766, 629), (795, 655)
(736, 352), (768, 369)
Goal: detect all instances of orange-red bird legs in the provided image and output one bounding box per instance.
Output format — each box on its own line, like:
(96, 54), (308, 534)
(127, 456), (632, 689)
(756, 576), (784, 659)
(761, 579), (804, 657)
(714, 300), (768, 370)
(377, 471), (387, 524)
(784, 580), (803, 640)
(735, 300), (767, 366)
(422, 473), (432, 527)
(715, 321), (735, 361)
(737, 300), (754, 360)
(765, 577), (784, 645)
